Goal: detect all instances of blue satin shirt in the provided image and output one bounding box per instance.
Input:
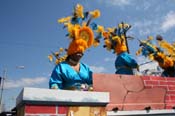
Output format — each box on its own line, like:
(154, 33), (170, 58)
(49, 61), (93, 89)
(115, 52), (138, 75)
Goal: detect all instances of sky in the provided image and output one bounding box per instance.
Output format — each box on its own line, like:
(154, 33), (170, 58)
(1, 0), (175, 111)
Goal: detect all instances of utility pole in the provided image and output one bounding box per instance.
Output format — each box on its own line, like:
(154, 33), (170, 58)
(0, 68), (7, 112)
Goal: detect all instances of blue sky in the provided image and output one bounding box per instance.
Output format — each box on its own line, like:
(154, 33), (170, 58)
(1, 0), (175, 111)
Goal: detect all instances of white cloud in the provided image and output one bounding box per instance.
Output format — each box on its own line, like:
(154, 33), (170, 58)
(133, 19), (161, 36)
(111, 0), (130, 6)
(133, 20), (153, 35)
(99, 0), (131, 6)
(90, 65), (106, 73)
(135, 1), (151, 11)
(133, 11), (175, 36)
(161, 11), (175, 32)
(4, 77), (48, 89)
(104, 57), (115, 62)
(144, 2), (151, 10)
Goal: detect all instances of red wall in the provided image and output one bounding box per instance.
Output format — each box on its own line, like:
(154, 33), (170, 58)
(93, 74), (175, 111)
(17, 105), (68, 116)
(16, 74), (175, 115)
(142, 76), (175, 109)
(18, 105), (106, 116)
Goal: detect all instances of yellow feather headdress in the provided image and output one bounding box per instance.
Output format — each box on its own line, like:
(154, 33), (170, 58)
(102, 22), (131, 54)
(49, 4), (102, 64)
(136, 35), (175, 69)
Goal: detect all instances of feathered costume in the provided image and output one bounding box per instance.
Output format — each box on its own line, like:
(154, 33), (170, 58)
(95, 22), (139, 75)
(48, 4), (101, 64)
(136, 35), (175, 77)
(49, 4), (102, 90)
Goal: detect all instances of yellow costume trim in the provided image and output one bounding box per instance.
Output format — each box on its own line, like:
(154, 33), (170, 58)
(118, 23), (130, 29)
(67, 26), (94, 55)
(96, 25), (104, 33)
(114, 35), (127, 54)
(102, 22), (131, 54)
(67, 39), (88, 55)
(90, 10), (100, 19)
(58, 16), (72, 23)
(77, 26), (94, 47)
(48, 48), (68, 64)
(106, 28), (115, 33)
(104, 39), (112, 51)
(49, 4), (101, 64)
(136, 36), (175, 73)
(93, 40), (100, 47)
(156, 52), (174, 68)
(157, 39), (175, 60)
(74, 4), (84, 18)
(67, 24), (80, 39)
(48, 55), (53, 62)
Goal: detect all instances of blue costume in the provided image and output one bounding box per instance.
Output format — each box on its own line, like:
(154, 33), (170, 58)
(49, 4), (101, 90)
(101, 22), (139, 75)
(115, 52), (138, 75)
(49, 61), (93, 90)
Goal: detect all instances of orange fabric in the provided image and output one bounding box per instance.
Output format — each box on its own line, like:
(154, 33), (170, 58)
(67, 39), (88, 55)
(115, 36), (127, 54)
(67, 26), (94, 55)
(156, 53), (174, 69)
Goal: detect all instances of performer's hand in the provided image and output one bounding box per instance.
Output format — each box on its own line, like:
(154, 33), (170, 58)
(51, 85), (58, 89)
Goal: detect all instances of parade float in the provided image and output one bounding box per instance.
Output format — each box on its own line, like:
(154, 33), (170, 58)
(14, 74), (175, 116)
(12, 4), (175, 116)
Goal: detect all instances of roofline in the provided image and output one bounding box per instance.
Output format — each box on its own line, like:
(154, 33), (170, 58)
(107, 109), (175, 116)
